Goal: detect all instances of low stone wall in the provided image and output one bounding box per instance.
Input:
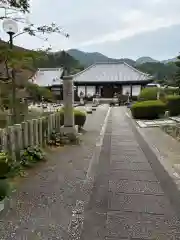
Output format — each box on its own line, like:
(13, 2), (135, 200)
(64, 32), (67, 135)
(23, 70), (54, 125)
(0, 112), (61, 161)
(161, 124), (180, 141)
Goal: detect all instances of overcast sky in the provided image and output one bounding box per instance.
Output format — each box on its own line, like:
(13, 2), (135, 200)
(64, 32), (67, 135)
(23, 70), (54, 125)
(1, 0), (180, 60)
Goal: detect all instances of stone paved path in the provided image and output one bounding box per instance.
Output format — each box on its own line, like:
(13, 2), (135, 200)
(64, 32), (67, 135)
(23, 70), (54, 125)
(81, 107), (180, 240)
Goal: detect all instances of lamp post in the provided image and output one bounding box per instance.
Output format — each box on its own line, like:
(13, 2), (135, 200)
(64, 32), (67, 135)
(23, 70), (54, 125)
(3, 19), (18, 125)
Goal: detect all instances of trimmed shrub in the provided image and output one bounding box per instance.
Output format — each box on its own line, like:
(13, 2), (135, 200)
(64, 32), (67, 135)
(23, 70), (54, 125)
(0, 179), (9, 201)
(0, 152), (12, 179)
(166, 95), (180, 116)
(131, 100), (166, 119)
(138, 87), (166, 101)
(59, 108), (86, 127)
(164, 88), (179, 96)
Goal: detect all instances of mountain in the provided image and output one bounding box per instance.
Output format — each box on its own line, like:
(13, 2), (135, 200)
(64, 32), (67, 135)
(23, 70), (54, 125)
(136, 56), (177, 65)
(67, 49), (179, 67)
(37, 50), (82, 73)
(67, 49), (135, 66)
(67, 49), (178, 82)
(136, 57), (159, 65)
(136, 61), (177, 82)
(162, 57), (177, 64)
(67, 49), (107, 66)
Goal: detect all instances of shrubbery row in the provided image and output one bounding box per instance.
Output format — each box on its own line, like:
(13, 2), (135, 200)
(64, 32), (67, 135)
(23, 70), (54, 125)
(131, 100), (166, 119)
(166, 95), (180, 116)
(58, 108), (86, 127)
(131, 87), (180, 119)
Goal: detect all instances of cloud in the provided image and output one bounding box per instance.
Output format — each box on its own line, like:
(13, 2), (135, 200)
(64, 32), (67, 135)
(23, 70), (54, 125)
(0, 0), (179, 59)
(79, 3), (180, 47)
(83, 24), (180, 60)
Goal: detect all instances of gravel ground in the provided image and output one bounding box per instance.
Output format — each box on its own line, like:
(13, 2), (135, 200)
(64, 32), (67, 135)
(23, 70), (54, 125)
(0, 104), (109, 240)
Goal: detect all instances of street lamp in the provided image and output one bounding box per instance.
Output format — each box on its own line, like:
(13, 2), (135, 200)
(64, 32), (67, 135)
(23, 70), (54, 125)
(3, 19), (18, 125)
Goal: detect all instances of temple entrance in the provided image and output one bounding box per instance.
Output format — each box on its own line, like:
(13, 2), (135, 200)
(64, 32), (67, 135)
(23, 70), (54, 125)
(101, 86), (113, 98)
(101, 85), (122, 98)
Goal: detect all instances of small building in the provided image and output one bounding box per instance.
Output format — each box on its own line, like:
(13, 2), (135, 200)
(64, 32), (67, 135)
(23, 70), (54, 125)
(146, 83), (161, 88)
(29, 68), (63, 100)
(72, 62), (153, 98)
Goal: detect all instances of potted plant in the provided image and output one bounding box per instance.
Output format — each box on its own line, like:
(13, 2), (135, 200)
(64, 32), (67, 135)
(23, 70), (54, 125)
(20, 146), (46, 168)
(0, 151), (11, 212)
(0, 179), (9, 212)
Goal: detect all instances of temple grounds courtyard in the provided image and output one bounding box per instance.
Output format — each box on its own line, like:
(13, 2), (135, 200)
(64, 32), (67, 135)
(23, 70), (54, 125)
(1, 105), (180, 240)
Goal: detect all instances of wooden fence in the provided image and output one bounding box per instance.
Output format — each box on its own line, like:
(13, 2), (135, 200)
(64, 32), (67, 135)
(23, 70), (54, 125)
(0, 112), (61, 161)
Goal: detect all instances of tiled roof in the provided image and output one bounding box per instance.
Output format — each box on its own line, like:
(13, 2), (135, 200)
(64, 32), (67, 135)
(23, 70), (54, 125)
(72, 62), (152, 83)
(29, 68), (63, 87)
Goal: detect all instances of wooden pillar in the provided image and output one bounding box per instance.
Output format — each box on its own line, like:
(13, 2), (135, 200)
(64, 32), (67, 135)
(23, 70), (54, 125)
(85, 85), (87, 98)
(21, 121), (29, 148)
(1, 129), (8, 152)
(100, 86), (102, 97)
(130, 85), (133, 98)
(28, 120), (34, 147)
(38, 118), (43, 147)
(75, 85), (78, 101)
(8, 126), (16, 161)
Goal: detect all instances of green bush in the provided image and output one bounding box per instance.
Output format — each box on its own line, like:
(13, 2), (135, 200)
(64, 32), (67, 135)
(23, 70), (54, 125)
(20, 146), (46, 168)
(59, 108), (86, 127)
(131, 100), (166, 119)
(166, 95), (180, 116)
(0, 152), (12, 179)
(138, 87), (165, 101)
(0, 179), (9, 201)
(164, 88), (179, 96)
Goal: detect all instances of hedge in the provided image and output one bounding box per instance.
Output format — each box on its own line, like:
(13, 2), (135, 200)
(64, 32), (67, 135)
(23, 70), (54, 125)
(0, 179), (9, 201)
(164, 88), (179, 96)
(59, 108), (86, 127)
(131, 100), (166, 119)
(166, 95), (180, 116)
(138, 87), (166, 102)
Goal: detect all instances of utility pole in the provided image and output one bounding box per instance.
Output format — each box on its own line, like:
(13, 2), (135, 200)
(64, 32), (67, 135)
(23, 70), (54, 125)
(3, 19), (18, 125)
(11, 68), (17, 124)
(9, 32), (17, 124)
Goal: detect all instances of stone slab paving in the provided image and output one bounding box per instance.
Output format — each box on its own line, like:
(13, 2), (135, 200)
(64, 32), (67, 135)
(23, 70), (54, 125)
(138, 127), (180, 175)
(0, 105), (109, 240)
(136, 119), (176, 128)
(170, 116), (180, 123)
(81, 107), (180, 240)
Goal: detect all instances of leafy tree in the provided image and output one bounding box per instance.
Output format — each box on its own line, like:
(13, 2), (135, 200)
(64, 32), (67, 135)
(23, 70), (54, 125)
(174, 55), (180, 87)
(136, 62), (177, 83)
(26, 82), (54, 102)
(36, 50), (83, 73)
(0, 0), (70, 122)
(0, 0), (29, 12)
